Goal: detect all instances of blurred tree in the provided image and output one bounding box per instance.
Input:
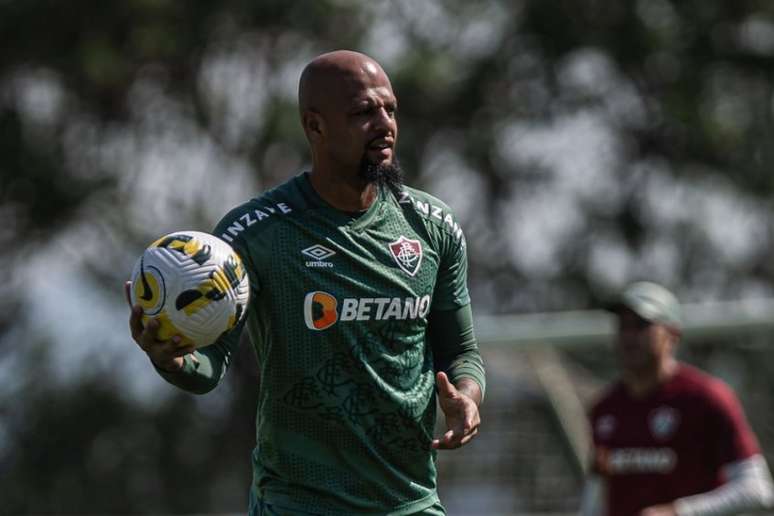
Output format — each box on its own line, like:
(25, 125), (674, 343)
(4, 0), (774, 512)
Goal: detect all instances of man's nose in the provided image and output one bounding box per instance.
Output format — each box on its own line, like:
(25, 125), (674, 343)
(373, 107), (395, 131)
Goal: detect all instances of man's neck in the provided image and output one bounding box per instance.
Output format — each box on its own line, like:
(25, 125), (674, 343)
(622, 358), (679, 398)
(309, 168), (378, 212)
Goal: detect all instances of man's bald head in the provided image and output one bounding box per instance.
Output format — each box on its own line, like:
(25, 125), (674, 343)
(298, 50), (391, 115)
(298, 50), (401, 193)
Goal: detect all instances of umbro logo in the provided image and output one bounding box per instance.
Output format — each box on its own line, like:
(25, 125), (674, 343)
(302, 244), (335, 268)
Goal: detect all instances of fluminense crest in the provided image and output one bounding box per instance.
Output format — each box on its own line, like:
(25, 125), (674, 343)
(388, 236), (423, 276)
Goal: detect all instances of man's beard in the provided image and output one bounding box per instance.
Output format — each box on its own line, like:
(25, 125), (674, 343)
(358, 156), (404, 193)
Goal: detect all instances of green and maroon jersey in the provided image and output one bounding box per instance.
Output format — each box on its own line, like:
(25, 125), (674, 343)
(158, 172), (484, 515)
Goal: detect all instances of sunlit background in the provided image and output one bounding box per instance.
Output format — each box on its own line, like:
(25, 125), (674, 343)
(4, 0), (774, 513)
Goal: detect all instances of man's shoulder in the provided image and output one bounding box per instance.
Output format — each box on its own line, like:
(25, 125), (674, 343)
(673, 363), (726, 393)
(213, 174), (306, 245)
(671, 363), (741, 410)
(399, 185), (453, 210)
(673, 364), (759, 456)
(680, 364), (733, 395)
(393, 185), (465, 243)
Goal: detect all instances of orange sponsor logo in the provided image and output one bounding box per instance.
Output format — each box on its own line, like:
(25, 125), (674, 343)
(303, 291), (338, 330)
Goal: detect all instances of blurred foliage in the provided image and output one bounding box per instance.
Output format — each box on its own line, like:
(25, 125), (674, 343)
(5, 0), (774, 513)
(3, 342), (260, 513)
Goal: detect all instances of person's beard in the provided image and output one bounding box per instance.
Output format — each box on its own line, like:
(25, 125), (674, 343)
(358, 155), (404, 193)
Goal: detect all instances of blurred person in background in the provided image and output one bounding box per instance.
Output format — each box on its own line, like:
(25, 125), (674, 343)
(127, 50), (485, 515)
(580, 281), (774, 516)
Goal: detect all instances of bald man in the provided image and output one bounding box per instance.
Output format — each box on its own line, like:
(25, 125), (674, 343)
(128, 50), (485, 515)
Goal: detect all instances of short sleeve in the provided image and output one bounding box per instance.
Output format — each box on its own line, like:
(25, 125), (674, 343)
(432, 230), (470, 311)
(213, 203), (261, 294)
(708, 381), (760, 469)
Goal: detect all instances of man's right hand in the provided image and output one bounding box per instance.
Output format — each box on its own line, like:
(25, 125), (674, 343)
(125, 281), (195, 372)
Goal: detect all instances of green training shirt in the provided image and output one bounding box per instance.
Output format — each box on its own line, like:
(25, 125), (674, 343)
(157, 172), (485, 515)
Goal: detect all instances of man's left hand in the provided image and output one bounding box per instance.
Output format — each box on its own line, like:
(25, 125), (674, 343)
(640, 504), (677, 516)
(432, 372), (481, 450)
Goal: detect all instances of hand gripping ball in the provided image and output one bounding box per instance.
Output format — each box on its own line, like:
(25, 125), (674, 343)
(130, 231), (250, 348)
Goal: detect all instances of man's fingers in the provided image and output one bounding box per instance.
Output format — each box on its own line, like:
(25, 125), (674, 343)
(143, 338), (193, 373)
(129, 306), (145, 341)
(128, 305), (193, 368)
(435, 371), (457, 398)
(170, 344), (196, 358)
(432, 428), (465, 450)
(433, 436), (461, 450)
(431, 428), (455, 449)
(459, 427), (479, 446)
(431, 437), (452, 449)
(432, 416), (481, 450)
(464, 414), (481, 434)
(438, 428), (478, 449)
(436, 371), (451, 390)
(138, 318), (161, 350)
(145, 334), (193, 356)
(145, 318), (160, 338)
(151, 340), (192, 358)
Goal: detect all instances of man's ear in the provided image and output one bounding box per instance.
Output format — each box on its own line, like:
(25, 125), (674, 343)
(667, 326), (682, 347)
(302, 110), (324, 143)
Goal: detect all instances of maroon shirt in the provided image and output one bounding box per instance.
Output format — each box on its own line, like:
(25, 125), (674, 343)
(589, 364), (760, 516)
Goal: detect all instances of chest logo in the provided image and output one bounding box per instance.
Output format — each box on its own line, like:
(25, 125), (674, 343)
(388, 236), (423, 276)
(303, 291), (431, 330)
(302, 244), (335, 268)
(302, 244), (335, 260)
(303, 291), (339, 330)
(595, 415), (616, 440)
(649, 406), (680, 440)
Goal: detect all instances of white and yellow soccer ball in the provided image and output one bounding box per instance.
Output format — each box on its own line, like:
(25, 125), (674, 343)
(129, 230), (250, 348)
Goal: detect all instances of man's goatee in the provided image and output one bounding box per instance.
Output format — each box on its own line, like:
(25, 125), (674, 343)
(359, 157), (404, 193)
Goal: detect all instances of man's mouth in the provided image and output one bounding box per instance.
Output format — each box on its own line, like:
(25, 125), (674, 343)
(368, 138), (393, 150)
(367, 139), (393, 160)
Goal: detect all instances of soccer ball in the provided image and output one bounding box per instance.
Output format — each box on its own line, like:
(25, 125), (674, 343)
(129, 230), (250, 348)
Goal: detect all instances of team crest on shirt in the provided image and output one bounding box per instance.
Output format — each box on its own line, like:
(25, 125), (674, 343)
(649, 406), (680, 440)
(388, 236), (423, 276)
(595, 415), (616, 439)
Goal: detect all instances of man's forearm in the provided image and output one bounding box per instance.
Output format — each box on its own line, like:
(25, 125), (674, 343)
(153, 333), (239, 394)
(579, 475), (604, 516)
(430, 304), (487, 400)
(154, 348), (222, 394)
(675, 455), (774, 516)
